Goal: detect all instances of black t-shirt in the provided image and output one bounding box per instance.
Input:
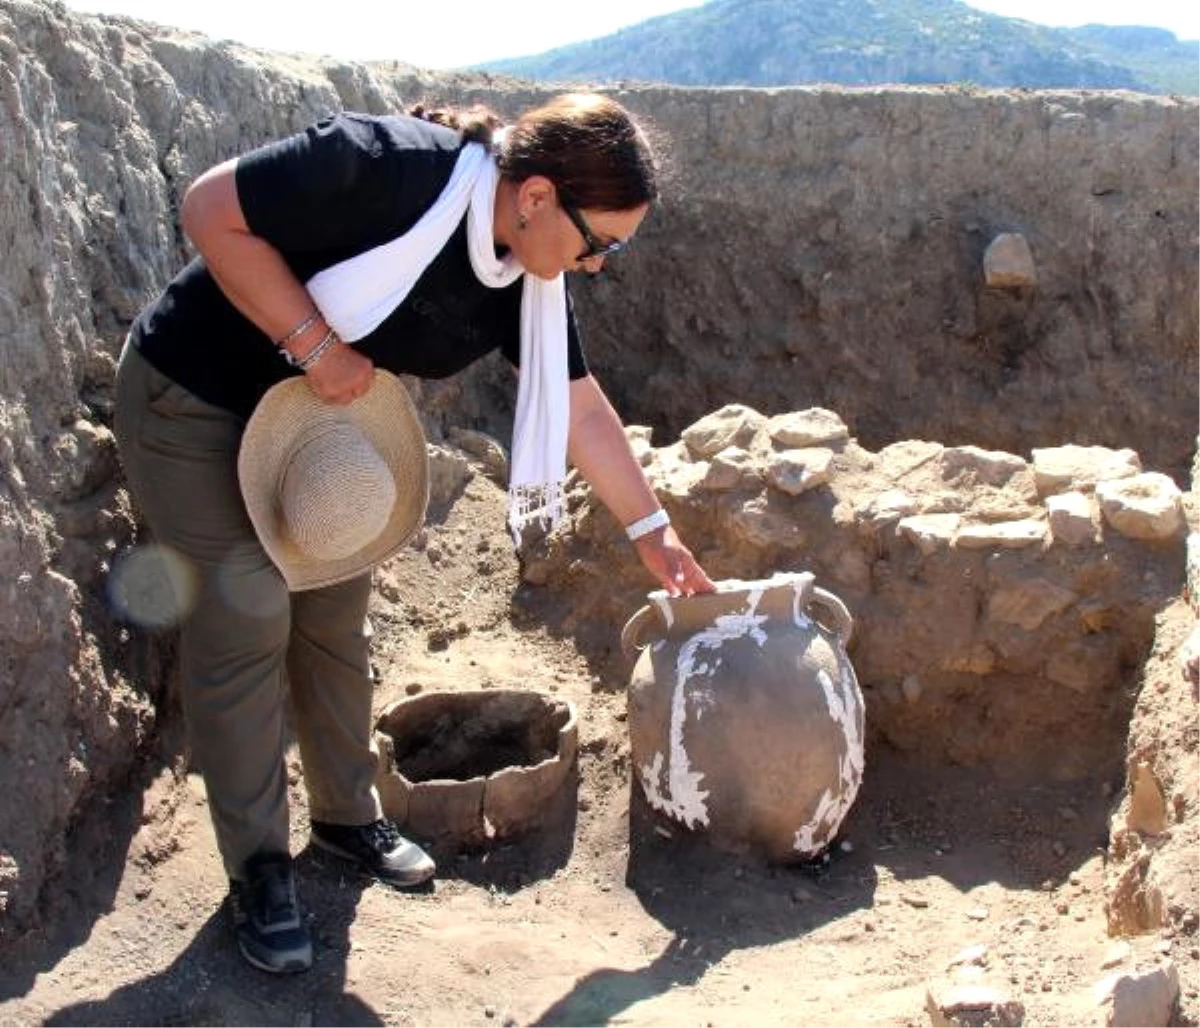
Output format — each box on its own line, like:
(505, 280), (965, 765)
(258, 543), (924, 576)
(130, 113), (588, 420)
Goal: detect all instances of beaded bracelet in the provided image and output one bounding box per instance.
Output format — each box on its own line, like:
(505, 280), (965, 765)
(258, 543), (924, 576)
(275, 310), (321, 348)
(625, 508), (670, 542)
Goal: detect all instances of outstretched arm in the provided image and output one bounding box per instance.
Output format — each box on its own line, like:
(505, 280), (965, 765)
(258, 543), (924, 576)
(567, 375), (715, 596)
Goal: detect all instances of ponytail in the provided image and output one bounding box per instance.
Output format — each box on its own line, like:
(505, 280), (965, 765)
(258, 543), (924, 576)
(408, 102), (503, 147)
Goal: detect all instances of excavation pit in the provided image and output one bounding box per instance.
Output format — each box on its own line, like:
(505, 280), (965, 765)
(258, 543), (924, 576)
(373, 689), (578, 848)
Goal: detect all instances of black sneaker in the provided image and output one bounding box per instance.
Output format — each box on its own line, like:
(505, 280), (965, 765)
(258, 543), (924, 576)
(310, 817), (436, 888)
(228, 852), (312, 974)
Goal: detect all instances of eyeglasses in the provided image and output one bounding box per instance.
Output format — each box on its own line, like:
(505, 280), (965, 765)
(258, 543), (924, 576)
(561, 202), (628, 262)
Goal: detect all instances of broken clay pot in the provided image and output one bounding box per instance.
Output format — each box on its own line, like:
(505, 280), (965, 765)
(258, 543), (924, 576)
(374, 689), (578, 849)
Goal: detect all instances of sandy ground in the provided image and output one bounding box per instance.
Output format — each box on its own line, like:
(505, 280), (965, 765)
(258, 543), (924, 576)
(1, 473), (1195, 1027)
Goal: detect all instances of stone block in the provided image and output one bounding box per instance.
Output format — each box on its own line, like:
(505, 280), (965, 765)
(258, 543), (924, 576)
(1097, 473), (1185, 541)
(983, 231), (1036, 289)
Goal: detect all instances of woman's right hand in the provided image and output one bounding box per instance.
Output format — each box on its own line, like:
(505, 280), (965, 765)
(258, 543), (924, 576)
(304, 341), (376, 404)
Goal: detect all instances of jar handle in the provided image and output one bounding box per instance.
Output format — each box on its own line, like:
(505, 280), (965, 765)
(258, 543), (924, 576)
(808, 586), (854, 648)
(621, 604), (660, 659)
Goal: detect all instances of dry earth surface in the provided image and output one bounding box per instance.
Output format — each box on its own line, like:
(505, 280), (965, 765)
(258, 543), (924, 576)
(0, 470), (1195, 1028)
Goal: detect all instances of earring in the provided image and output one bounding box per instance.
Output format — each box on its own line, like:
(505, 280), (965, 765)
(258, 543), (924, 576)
(517, 212), (528, 230)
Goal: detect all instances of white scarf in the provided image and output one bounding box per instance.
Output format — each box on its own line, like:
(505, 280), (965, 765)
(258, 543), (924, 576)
(305, 142), (568, 546)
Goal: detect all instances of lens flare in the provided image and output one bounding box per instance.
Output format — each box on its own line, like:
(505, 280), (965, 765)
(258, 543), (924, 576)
(107, 543), (197, 629)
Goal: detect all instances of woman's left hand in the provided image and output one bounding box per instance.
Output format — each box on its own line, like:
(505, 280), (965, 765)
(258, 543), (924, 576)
(633, 525), (716, 597)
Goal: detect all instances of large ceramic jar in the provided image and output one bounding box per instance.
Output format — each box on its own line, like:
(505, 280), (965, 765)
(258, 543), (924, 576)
(623, 571), (865, 863)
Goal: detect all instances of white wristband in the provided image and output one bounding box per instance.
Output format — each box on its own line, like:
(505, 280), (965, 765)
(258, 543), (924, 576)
(625, 508), (670, 542)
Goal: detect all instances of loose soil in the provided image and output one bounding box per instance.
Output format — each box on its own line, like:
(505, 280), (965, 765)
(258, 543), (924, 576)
(0, 474), (1195, 1027)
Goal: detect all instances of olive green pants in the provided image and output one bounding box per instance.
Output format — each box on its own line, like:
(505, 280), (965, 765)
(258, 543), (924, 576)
(112, 343), (382, 881)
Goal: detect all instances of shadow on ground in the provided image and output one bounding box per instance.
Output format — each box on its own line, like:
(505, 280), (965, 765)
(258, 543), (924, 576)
(38, 851), (380, 1027)
(434, 765), (580, 894)
(0, 753), (165, 1003)
(529, 781), (880, 1026)
(529, 743), (1115, 1027)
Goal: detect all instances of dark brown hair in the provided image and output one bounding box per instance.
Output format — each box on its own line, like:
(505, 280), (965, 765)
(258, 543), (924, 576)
(408, 102), (502, 145)
(410, 93), (659, 213)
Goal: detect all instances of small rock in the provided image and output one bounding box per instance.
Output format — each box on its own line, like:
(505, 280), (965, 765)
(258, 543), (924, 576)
(766, 408), (849, 448)
(1099, 940), (1128, 964)
(700, 446), (756, 491)
(983, 232), (1036, 288)
(1125, 762), (1168, 836)
(898, 513), (960, 555)
(1046, 491), (1100, 547)
(955, 519), (1046, 550)
(682, 404), (766, 458)
(948, 944), (990, 969)
(967, 908), (989, 921)
(902, 893), (930, 909)
(926, 979), (1025, 1027)
(1093, 960), (1180, 1027)
(766, 447), (835, 495)
(1032, 445), (1141, 497)
(1097, 473), (1185, 541)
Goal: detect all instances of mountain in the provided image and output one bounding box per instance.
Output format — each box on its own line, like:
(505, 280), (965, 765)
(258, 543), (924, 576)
(1062, 24), (1198, 95)
(472, 0), (1199, 96)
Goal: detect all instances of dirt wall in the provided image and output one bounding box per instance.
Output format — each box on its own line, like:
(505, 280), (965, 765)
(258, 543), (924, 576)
(582, 87), (1199, 482)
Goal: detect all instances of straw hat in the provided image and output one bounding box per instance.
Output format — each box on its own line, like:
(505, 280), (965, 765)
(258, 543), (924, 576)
(238, 370), (429, 591)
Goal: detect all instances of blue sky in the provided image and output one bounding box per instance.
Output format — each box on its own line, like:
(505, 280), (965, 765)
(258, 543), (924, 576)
(60, 0), (1199, 68)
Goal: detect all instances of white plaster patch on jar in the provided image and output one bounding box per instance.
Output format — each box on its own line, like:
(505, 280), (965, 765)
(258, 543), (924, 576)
(787, 574), (818, 631)
(795, 787), (840, 855)
(792, 663), (865, 855)
(651, 592), (675, 631)
(692, 686), (718, 719)
(712, 612), (769, 648)
(836, 650), (866, 775)
(638, 750), (672, 814)
(659, 599), (773, 828)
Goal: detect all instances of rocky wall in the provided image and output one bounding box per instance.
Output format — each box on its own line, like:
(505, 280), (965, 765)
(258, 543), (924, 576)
(520, 408), (1190, 779)
(0, 0), (1195, 945)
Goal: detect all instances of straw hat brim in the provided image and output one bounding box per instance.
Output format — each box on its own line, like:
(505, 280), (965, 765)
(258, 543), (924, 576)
(238, 370), (429, 592)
